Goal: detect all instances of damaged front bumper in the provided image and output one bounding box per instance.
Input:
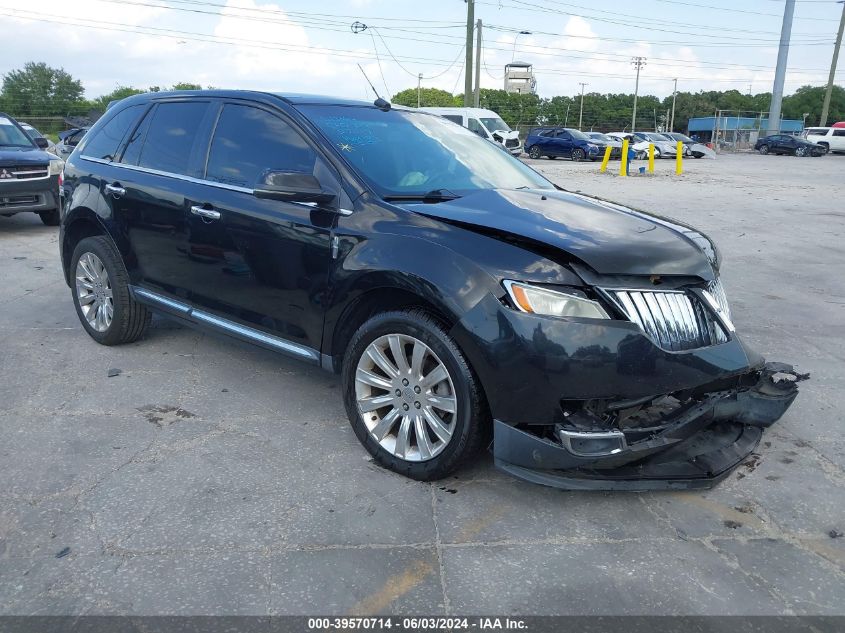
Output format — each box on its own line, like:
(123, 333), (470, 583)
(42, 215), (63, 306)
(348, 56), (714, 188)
(493, 362), (806, 490)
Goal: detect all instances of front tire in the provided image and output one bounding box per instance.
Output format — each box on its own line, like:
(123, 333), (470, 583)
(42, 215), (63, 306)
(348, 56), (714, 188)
(38, 209), (60, 226)
(70, 236), (151, 345)
(571, 148), (586, 161)
(342, 310), (488, 481)
(759, 144), (770, 155)
(527, 145), (541, 159)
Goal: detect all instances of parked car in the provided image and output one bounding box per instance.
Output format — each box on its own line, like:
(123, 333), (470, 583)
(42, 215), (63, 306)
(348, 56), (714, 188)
(525, 127), (601, 161)
(585, 132), (622, 159)
(633, 132), (682, 158)
(0, 112), (64, 225)
(419, 107), (522, 156)
(60, 90), (803, 490)
(663, 132), (711, 158)
(53, 127), (89, 161)
(18, 122), (56, 154)
(606, 132), (649, 159)
(607, 132), (680, 159)
(754, 134), (825, 157)
(803, 127), (845, 154)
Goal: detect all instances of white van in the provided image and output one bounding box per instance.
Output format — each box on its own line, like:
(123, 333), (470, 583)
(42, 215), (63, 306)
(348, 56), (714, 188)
(419, 107), (522, 155)
(803, 127), (845, 154)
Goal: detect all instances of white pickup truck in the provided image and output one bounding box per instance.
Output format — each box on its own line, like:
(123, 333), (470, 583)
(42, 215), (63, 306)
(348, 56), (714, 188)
(803, 127), (845, 154)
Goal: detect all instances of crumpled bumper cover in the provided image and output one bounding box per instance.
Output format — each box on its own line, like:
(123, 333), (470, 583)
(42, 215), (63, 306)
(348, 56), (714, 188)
(493, 362), (807, 490)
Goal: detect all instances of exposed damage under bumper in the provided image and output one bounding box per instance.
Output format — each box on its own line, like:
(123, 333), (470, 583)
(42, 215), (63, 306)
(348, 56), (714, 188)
(493, 362), (807, 490)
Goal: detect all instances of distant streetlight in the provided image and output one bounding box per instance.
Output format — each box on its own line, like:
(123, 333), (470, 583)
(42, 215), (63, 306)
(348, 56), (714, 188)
(512, 31), (532, 62)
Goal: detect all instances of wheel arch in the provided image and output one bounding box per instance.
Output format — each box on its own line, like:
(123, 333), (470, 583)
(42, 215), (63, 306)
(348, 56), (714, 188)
(325, 279), (462, 374)
(61, 210), (109, 285)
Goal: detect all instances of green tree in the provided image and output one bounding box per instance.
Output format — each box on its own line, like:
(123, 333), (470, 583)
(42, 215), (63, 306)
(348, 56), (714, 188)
(783, 84), (845, 126)
(392, 87), (458, 107)
(90, 86), (145, 112)
(171, 82), (202, 91)
(0, 62), (85, 116)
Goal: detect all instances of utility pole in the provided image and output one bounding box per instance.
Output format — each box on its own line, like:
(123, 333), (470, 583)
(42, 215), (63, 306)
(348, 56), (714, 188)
(820, 0), (845, 126)
(473, 19), (482, 108)
(767, 0), (795, 137)
(670, 78), (678, 132)
(631, 57), (646, 132)
(464, 0), (474, 106)
(578, 82), (588, 129)
(417, 73), (422, 108)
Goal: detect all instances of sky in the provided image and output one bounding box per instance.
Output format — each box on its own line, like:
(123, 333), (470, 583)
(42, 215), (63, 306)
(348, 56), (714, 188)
(0, 0), (843, 102)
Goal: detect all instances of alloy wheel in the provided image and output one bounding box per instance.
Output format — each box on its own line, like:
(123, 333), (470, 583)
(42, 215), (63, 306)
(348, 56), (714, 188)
(795, 146), (807, 157)
(528, 145), (541, 159)
(75, 252), (113, 332)
(572, 148), (585, 161)
(759, 145), (769, 155)
(355, 334), (457, 462)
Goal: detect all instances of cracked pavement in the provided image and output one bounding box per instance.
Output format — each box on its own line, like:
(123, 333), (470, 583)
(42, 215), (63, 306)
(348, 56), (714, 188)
(1, 153), (844, 615)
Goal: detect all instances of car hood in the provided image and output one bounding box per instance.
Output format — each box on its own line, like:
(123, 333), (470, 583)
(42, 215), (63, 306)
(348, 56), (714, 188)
(403, 189), (716, 279)
(0, 146), (56, 166)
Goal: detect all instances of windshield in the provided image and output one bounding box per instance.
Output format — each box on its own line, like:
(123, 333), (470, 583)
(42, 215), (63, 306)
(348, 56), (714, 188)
(568, 129), (590, 141)
(674, 133), (693, 142)
(589, 133), (612, 142)
(0, 117), (35, 147)
(300, 105), (553, 197)
(21, 124), (43, 139)
(644, 133), (668, 142)
(479, 117), (510, 132)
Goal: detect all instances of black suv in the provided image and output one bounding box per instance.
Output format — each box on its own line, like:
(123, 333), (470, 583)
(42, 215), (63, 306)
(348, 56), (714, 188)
(60, 91), (802, 490)
(1, 112), (63, 225)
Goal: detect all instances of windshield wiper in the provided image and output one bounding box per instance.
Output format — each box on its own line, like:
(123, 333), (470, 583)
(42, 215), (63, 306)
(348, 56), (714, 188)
(383, 189), (462, 204)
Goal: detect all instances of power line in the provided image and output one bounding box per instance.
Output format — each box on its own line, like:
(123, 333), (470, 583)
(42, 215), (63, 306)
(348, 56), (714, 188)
(478, 0), (835, 43)
(0, 8), (839, 89)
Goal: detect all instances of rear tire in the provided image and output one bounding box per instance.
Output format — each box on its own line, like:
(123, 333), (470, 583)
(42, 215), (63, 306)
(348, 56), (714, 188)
(795, 146), (807, 157)
(342, 309), (488, 481)
(70, 236), (151, 346)
(759, 144), (770, 155)
(38, 209), (60, 226)
(527, 145), (541, 159)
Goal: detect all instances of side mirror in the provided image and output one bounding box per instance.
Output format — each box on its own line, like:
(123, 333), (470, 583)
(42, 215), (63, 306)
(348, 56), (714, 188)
(253, 170), (336, 205)
(35, 137), (49, 149)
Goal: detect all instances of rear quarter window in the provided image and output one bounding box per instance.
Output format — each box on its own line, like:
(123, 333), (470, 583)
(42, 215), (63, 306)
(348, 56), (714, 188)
(79, 105), (144, 160)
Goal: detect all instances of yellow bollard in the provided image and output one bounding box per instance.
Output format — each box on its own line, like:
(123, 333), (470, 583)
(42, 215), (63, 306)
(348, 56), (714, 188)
(676, 141), (683, 175)
(620, 138), (629, 176)
(648, 143), (655, 173)
(599, 145), (612, 173)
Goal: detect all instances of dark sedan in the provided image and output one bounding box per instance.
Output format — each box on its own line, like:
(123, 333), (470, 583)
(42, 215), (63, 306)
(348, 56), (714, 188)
(755, 134), (825, 157)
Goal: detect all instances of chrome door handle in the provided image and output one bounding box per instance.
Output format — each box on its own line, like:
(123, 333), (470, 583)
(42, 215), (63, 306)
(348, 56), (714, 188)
(104, 183), (125, 197)
(190, 205), (221, 220)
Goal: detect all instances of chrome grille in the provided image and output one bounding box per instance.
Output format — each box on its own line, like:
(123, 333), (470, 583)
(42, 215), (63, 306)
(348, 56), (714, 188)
(605, 284), (730, 351)
(0, 164), (49, 180)
(706, 279), (731, 320)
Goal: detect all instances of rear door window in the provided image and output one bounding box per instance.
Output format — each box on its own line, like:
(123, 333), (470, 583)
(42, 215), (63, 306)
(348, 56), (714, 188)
(833, 129), (845, 137)
(442, 115), (463, 125)
(137, 101), (210, 175)
(205, 104), (316, 188)
(79, 105), (145, 161)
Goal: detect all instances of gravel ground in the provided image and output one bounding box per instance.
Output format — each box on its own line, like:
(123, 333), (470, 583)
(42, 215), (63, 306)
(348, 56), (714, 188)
(0, 152), (844, 616)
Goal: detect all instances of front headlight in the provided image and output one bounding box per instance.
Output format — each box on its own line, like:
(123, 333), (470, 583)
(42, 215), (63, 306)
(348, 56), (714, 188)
(503, 281), (610, 319)
(48, 159), (64, 176)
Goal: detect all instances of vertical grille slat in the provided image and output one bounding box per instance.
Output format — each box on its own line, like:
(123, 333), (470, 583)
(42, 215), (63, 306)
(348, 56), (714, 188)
(606, 282), (731, 352)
